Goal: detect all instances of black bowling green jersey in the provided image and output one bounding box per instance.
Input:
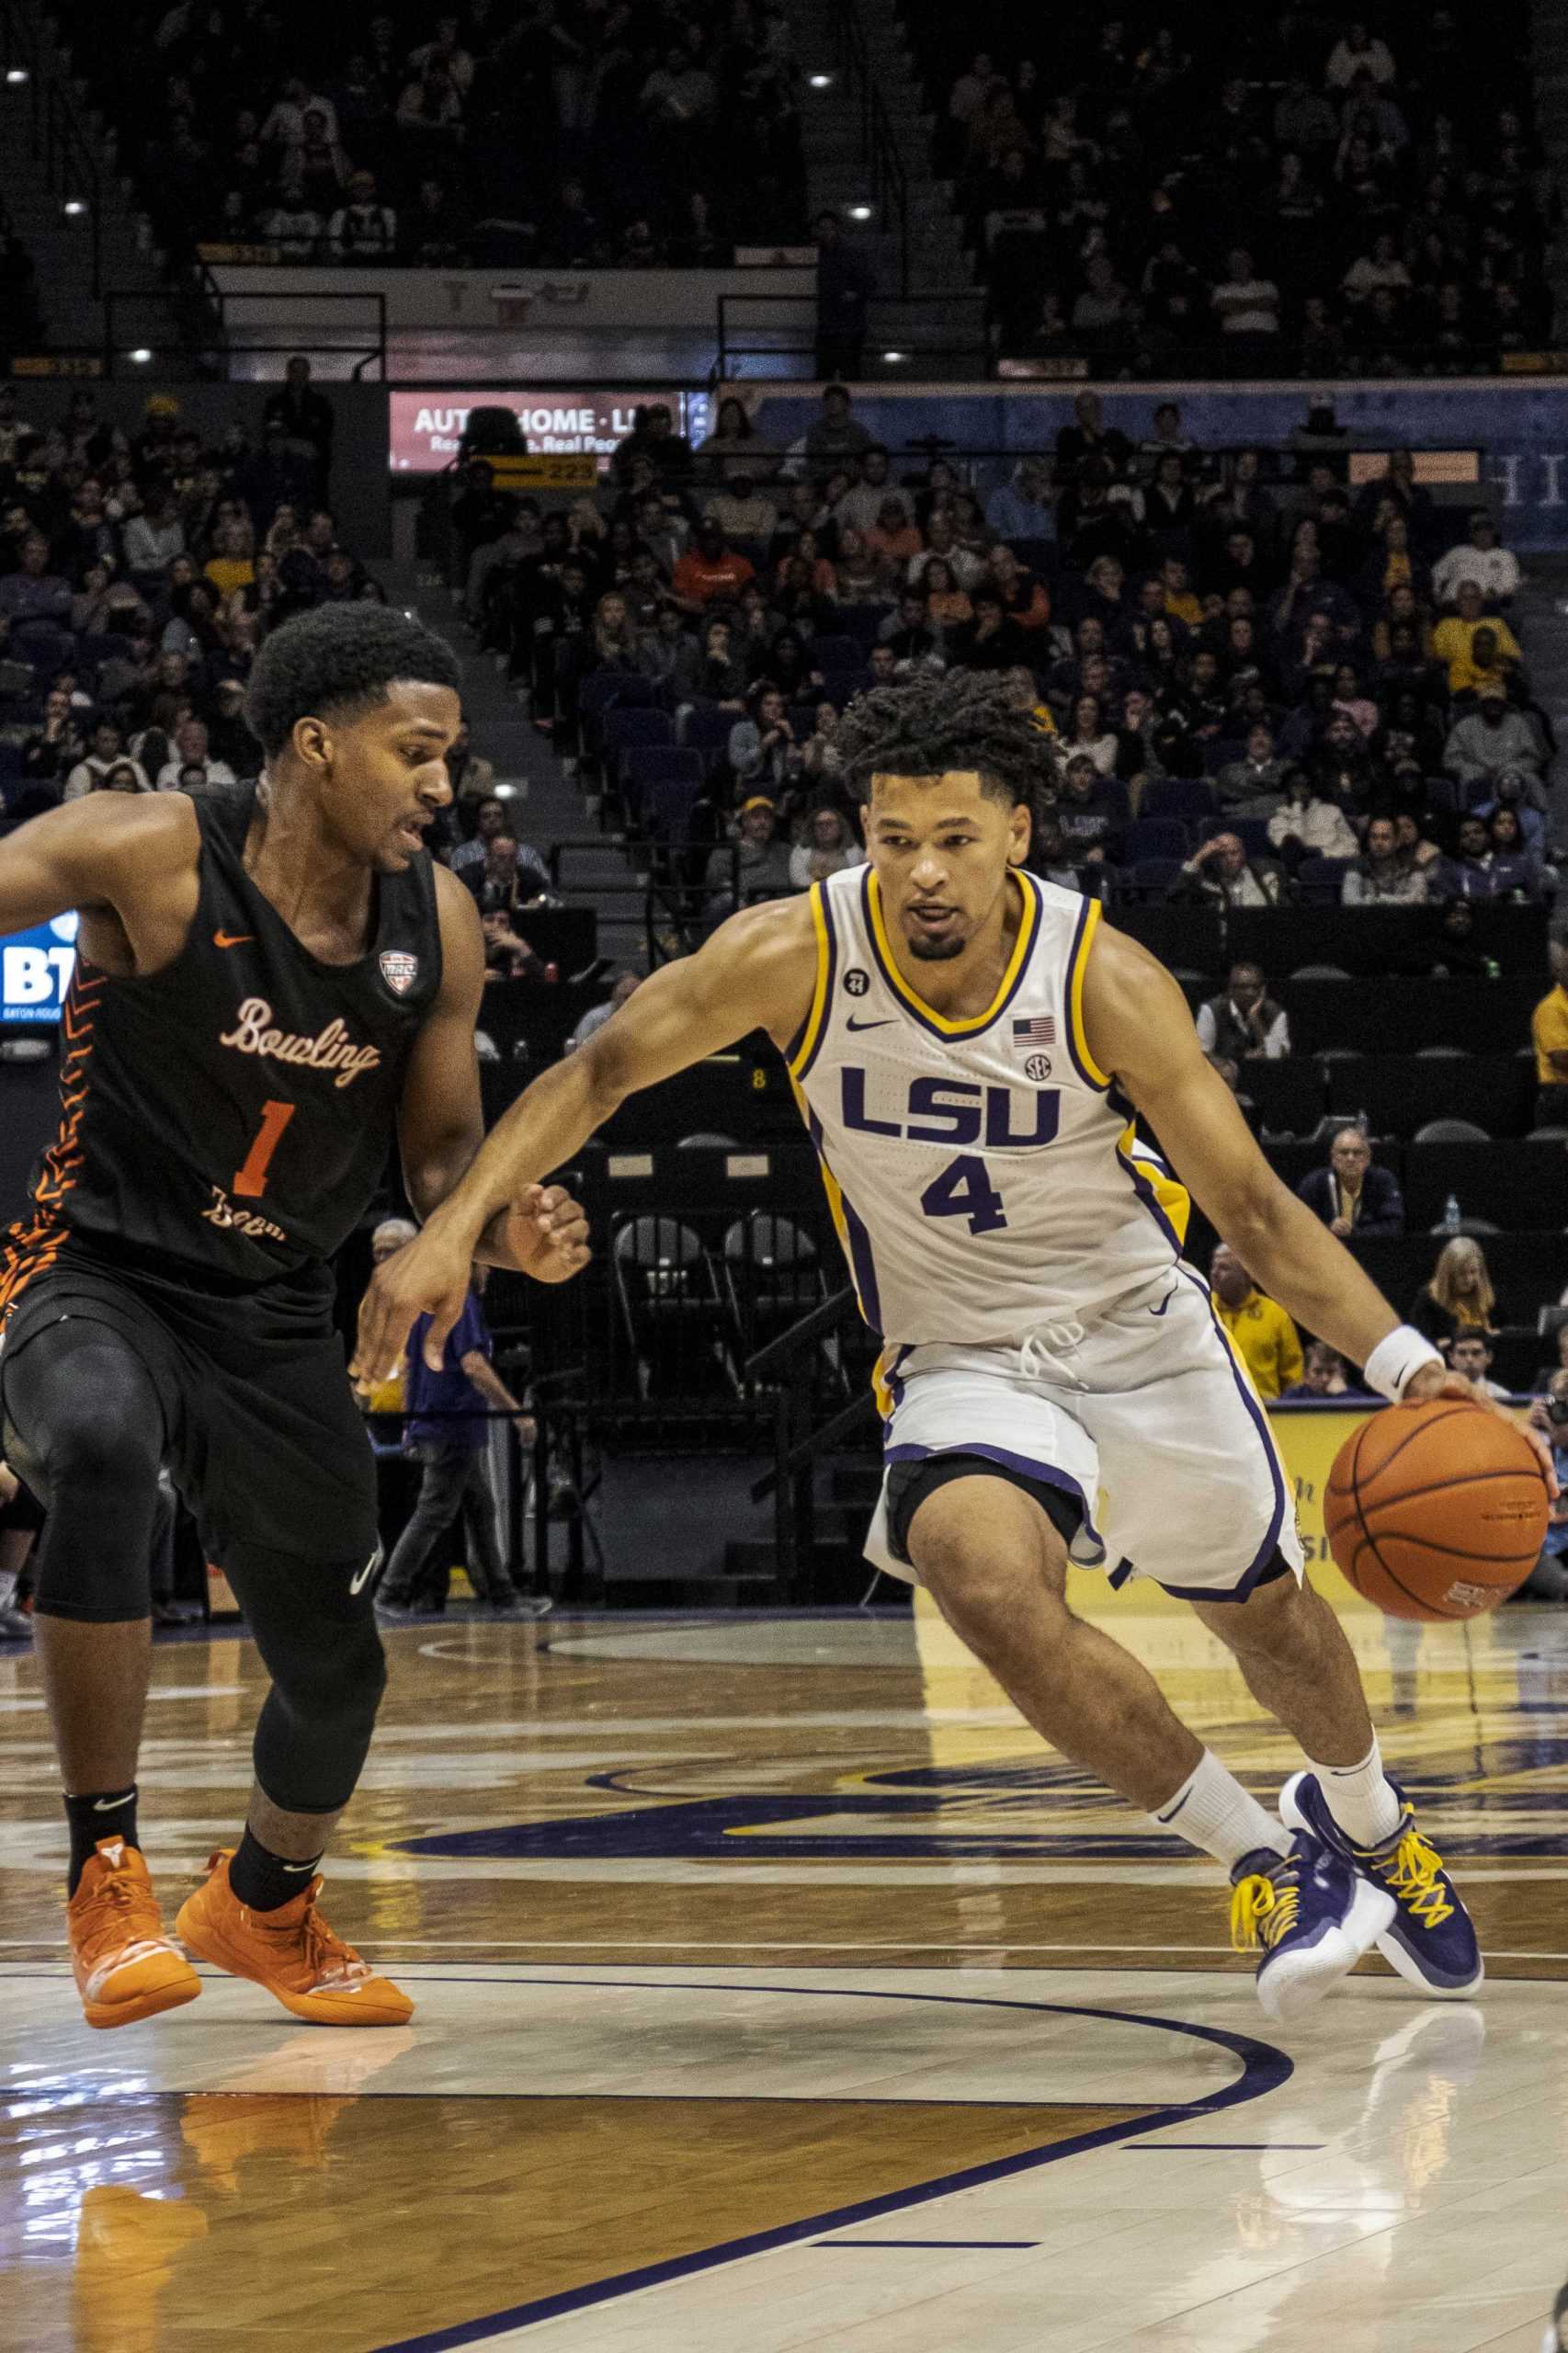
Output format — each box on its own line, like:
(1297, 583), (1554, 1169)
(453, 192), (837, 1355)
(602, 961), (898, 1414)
(13, 786), (442, 1289)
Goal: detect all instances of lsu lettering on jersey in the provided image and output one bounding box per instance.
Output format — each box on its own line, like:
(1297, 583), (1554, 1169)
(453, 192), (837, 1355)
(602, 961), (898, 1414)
(788, 865), (1190, 1351)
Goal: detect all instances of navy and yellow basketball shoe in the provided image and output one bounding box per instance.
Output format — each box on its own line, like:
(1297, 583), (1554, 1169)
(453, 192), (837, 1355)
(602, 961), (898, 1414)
(1230, 1831), (1395, 2022)
(1279, 1772), (1483, 1999)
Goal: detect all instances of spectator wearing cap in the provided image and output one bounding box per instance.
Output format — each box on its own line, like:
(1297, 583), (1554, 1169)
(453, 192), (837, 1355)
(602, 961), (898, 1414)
(1297, 1126), (1405, 1238)
(704, 795), (795, 923)
(1196, 961), (1291, 1062)
(1433, 511), (1520, 608)
(1446, 682), (1545, 785)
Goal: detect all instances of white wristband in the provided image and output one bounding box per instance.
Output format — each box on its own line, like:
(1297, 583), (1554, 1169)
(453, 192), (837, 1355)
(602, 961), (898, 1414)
(1363, 1324), (1444, 1404)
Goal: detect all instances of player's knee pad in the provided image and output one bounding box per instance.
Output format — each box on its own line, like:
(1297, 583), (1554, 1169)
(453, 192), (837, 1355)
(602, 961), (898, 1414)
(229, 1544), (389, 1813)
(1, 1318), (166, 1621)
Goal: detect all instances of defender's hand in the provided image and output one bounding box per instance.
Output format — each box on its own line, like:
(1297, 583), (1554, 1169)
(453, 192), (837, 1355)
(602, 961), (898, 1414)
(1403, 1363), (1559, 1499)
(352, 1222), (476, 1384)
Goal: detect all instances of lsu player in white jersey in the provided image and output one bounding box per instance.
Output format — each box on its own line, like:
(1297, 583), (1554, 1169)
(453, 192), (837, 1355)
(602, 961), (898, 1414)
(358, 673), (1546, 2021)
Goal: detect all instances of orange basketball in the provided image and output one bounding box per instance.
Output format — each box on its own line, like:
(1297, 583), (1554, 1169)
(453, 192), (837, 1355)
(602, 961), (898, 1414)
(1324, 1398), (1550, 1621)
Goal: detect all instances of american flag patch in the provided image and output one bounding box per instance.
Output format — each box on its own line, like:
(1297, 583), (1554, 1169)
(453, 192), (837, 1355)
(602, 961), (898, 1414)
(1012, 1016), (1057, 1050)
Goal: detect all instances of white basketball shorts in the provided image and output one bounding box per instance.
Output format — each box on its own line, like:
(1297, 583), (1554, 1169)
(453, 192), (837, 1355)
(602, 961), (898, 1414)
(865, 1264), (1305, 1602)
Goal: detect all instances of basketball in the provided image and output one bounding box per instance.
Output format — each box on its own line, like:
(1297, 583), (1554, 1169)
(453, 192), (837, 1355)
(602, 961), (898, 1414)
(1325, 1399), (1551, 1621)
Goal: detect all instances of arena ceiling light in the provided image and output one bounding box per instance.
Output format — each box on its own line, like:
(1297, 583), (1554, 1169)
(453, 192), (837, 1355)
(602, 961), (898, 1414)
(847, 204), (872, 221)
(882, 350), (908, 363)
(5, 68), (28, 84)
(128, 347), (153, 364)
(809, 73), (834, 87)
(62, 199), (87, 215)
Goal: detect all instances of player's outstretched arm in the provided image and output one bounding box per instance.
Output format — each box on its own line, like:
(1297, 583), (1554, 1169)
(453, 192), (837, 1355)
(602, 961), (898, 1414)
(351, 895), (818, 1381)
(395, 864), (591, 1286)
(1081, 923), (1555, 1486)
(0, 793), (198, 966)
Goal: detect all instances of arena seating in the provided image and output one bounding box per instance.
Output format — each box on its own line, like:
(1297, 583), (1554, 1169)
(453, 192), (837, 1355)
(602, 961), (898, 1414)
(69, 7), (805, 271)
(897, 0), (1557, 369)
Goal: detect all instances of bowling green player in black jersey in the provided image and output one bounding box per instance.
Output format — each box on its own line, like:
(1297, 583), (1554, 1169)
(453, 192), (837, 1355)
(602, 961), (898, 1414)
(0, 604), (589, 2031)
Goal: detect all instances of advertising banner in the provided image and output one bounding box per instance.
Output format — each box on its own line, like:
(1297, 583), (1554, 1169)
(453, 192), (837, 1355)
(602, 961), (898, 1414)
(1, 913), (76, 1023)
(389, 390), (710, 474)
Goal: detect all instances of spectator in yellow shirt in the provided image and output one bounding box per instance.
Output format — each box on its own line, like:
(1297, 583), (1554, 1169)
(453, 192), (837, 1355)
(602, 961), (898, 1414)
(1161, 555), (1204, 627)
(1431, 582), (1521, 695)
(1210, 1243), (1304, 1401)
(1533, 970), (1568, 1126)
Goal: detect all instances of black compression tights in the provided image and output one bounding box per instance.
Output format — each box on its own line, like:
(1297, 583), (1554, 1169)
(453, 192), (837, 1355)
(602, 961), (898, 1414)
(0, 1313), (386, 1813)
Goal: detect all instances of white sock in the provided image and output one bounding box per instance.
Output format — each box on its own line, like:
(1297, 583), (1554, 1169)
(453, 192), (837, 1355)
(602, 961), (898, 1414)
(1315, 1736), (1402, 1849)
(1149, 1748), (1289, 1873)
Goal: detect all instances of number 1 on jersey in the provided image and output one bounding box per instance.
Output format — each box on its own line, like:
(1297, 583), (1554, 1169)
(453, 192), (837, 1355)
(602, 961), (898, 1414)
(233, 1099), (296, 1199)
(919, 1153), (1007, 1235)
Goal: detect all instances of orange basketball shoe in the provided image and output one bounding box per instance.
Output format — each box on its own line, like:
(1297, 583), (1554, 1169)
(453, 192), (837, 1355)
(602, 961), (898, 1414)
(175, 1850), (415, 2026)
(67, 1838), (202, 2030)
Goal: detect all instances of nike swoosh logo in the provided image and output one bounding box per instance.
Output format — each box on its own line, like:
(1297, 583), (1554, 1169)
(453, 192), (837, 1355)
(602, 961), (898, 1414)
(846, 1016), (894, 1031)
(1149, 1285), (1178, 1318)
(93, 1794), (135, 1812)
(213, 930), (254, 949)
(350, 1545), (383, 1596)
(280, 1859), (318, 1873)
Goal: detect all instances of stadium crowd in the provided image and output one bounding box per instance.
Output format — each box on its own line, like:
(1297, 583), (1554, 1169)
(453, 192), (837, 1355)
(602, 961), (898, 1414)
(453, 385), (1562, 942)
(915, 6), (1557, 369)
(80, 3), (805, 270)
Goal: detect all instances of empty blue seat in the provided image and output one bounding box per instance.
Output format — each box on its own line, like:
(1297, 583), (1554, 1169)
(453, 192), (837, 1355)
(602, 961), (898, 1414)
(1121, 817), (1189, 863)
(601, 707), (675, 780)
(1143, 777), (1217, 824)
(679, 705), (739, 769)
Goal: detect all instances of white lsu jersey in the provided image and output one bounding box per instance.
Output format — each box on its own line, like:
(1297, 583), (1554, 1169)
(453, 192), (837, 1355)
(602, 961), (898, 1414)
(788, 865), (1193, 1358)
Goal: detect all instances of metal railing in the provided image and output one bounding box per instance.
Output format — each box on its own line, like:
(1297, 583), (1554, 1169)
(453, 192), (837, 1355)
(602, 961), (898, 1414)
(745, 1286), (873, 1597)
(827, 0), (911, 298)
(0, 0), (100, 297)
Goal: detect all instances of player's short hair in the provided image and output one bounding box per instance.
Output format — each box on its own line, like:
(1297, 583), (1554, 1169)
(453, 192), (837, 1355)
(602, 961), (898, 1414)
(246, 605), (462, 758)
(835, 671), (1054, 812)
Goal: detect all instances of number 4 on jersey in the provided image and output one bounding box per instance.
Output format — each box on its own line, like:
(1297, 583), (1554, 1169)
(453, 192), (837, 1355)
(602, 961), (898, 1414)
(919, 1153), (1007, 1235)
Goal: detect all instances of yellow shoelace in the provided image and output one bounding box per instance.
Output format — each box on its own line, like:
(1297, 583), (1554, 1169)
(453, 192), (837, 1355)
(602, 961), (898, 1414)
(1381, 1827), (1453, 1928)
(1230, 1869), (1299, 1955)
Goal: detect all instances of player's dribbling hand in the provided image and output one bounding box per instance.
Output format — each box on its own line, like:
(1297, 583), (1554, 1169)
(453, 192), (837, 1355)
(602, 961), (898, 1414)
(1403, 1362), (1560, 1499)
(496, 1183), (592, 1287)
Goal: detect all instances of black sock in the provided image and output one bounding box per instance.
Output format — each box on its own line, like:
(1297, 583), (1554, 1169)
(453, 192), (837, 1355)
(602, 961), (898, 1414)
(228, 1825), (324, 1913)
(64, 1788), (139, 1897)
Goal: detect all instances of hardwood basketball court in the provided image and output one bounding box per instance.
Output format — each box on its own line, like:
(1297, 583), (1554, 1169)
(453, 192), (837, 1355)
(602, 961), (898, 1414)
(1, 1562), (1564, 2349)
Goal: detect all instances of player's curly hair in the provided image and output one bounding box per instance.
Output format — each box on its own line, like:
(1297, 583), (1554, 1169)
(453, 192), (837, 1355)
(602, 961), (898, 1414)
(835, 669), (1057, 813)
(245, 605), (463, 757)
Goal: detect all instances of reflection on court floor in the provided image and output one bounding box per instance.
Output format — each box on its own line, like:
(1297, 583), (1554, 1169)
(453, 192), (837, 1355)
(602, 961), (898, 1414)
(1, 1592), (1566, 2349)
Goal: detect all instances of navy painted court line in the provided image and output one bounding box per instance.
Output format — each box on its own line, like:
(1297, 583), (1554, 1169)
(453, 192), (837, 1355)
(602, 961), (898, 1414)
(368, 1976), (1292, 2352)
(1124, 2141), (1326, 2151)
(815, 2238), (1043, 2249)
